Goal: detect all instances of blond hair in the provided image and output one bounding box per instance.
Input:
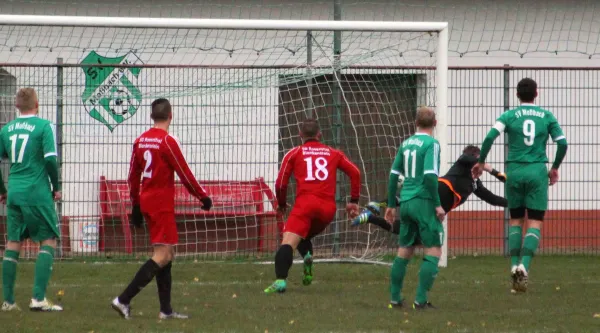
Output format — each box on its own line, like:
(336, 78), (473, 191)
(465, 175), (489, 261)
(15, 88), (38, 113)
(415, 106), (436, 129)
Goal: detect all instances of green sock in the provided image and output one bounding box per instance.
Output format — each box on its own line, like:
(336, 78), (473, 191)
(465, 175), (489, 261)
(33, 245), (55, 301)
(415, 255), (439, 305)
(508, 226), (523, 267)
(389, 256), (410, 303)
(521, 228), (541, 271)
(2, 250), (19, 304)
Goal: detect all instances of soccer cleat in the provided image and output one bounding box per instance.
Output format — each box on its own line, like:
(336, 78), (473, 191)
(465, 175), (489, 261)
(1, 302), (21, 312)
(159, 311), (189, 320)
(111, 297), (131, 319)
(413, 301), (436, 310)
(29, 298), (63, 312)
(302, 252), (314, 286)
(366, 201), (383, 216)
(514, 264), (529, 292)
(352, 209), (372, 226)
(510, 265), (519, 292)
(388, 300), (404, 309)
(264, 279), (287, 294)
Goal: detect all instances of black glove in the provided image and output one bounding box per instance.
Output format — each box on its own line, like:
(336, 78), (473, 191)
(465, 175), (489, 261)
(200, 196), (212, 211)
(131, 204), (144, 227)
(491, 169), (507, 183)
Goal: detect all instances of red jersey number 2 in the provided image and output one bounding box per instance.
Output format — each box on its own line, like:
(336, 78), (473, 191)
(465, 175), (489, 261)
(304, 156), (329, 181)
(142, 150), (153, 179)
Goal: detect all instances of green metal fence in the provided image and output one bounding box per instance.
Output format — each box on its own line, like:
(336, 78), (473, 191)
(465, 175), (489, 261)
(0, 64), (596, 259)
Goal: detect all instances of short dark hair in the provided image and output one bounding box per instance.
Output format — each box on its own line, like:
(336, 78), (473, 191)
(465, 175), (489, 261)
(463, 145), (481, 156)
(415, 106), (436, 129)
(151, 98), (172, 121)
(301, 118), (320, 138)
(517, 78), (537, 103)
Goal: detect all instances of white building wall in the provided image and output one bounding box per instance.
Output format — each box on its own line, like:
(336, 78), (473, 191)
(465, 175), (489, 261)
(0, 0), (596, 216)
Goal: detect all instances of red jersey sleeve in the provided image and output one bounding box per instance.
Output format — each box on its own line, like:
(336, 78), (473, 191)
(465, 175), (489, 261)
(337, 151), (361, 203)
(163, 135), (208, 200)
(275, 147), (300, 208)
(127, 140), (142, 206)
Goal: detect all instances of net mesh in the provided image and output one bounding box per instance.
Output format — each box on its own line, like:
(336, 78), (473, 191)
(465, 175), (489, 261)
(0, 22), (438, 260)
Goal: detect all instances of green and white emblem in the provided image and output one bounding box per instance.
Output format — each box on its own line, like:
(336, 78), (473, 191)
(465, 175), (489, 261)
(81, 51), (143, 131)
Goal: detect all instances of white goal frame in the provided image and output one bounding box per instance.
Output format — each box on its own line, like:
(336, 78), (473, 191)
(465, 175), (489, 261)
(0, 15), (449, 267)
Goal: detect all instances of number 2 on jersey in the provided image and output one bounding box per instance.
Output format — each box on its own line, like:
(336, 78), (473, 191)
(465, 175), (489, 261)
(142, 150), (153, 178)
(523, 119), (535, 146)
(403, 149), (417, 178)
(9, 134), (29, 163)
(304, 157), (329, 181)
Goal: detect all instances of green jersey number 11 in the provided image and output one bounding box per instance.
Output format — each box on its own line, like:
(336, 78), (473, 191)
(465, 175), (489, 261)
(9, 134), (29, 163)
(403, 149), (417, 178)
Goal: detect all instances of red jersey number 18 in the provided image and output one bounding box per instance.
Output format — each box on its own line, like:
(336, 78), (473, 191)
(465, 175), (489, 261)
(304, 157), (329, 181)
(143, 150), (153, 179)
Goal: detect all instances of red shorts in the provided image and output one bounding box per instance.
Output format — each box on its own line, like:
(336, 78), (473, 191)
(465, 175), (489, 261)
(143, 211), (178, 245)
(283, 198), (337, 239)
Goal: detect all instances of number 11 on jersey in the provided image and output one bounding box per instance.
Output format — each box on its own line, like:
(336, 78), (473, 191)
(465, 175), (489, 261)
(403, 149), (416, 178)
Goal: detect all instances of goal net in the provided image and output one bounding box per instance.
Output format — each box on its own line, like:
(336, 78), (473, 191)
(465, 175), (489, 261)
(0, 15), (448, 263)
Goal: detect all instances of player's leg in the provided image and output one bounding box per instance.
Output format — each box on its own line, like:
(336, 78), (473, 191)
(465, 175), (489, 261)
(517, 166), (549, 291)
(505, 165), (527, 291)
(2, 205), (24, 311)
(296, 238), (314, 286)
(413, 198), (443, 309)
(264, 231), (303, 293)
(24, 205), (62, 312)
(113, 212), (174, 319)
(389, 201), (416, 308)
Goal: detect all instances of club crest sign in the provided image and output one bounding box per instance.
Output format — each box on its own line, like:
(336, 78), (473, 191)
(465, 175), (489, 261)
(80, 51), (143, 131)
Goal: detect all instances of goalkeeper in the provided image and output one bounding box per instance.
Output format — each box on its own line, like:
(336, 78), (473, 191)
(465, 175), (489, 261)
(352, 145), (507, 232)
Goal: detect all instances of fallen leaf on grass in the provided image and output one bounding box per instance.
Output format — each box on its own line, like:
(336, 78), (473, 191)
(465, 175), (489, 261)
(289, 320), (295, 324)
(194, 277), (199, 282)
(593, 313), (600, 318)
(57, 290), (65, 297)
(556, 286), (560, 291)
(232, 294), (237, 299)
(404, 320), (409, 324)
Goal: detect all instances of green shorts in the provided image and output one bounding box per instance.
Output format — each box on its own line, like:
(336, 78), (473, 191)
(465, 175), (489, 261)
(505, 163), (548, 211)
(398, 197), (444, 248)
(7, 204), (59, 242)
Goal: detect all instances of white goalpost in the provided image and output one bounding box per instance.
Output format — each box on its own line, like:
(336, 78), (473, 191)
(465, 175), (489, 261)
(0, 15), (449, 266)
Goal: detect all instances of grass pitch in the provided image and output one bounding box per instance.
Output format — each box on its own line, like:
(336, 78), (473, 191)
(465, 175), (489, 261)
(1, 256), (599, 333)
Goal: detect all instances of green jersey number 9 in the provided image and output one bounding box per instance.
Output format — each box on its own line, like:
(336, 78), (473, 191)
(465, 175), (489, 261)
(523, 119), (535, 146)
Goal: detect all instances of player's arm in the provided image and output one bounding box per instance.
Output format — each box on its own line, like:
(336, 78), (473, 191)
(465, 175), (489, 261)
(337, 153), (361, 204)
(387, 149), (404, 208)
(478, 116), (506, 164)
(423, 142), (442, 208)
(127, 142), (142, 207)
(42, 123), (60, 195)
(0, 135), (6, 196)
(473, 179), (508, 207)
(127, 142), (144, 227)
(164, 135), (211, 209)
(549, 114), (568, 170)
(274, 147), (298, 209)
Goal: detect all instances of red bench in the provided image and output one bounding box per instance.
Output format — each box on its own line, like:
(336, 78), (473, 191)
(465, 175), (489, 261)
(99, 176), (282, 254)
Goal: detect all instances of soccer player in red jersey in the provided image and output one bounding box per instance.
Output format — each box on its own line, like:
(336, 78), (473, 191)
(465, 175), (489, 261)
(112, 98), (212, 320)
(264, 119), (361, 293)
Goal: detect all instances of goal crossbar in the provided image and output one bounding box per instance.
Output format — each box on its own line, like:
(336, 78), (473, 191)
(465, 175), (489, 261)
(0, 14), (447, 32)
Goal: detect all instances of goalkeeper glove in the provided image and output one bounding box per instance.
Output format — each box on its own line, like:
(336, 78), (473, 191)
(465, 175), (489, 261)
(491, 169), (507, 183)
(200, 196), (212, 211)
(131, 204), (144, 227)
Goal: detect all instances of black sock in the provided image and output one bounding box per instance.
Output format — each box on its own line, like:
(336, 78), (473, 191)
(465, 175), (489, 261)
(368, 215), (393, 232)
(118, 259), (161, 305)
(297, 239), (313, 258)
(156, 261), (173, 314)
(275, 244), (294, 279)
(392, 220), (400, 235)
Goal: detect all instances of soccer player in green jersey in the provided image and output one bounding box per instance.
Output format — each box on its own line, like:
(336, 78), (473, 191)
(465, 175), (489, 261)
(385, 107), (445, 310)
(473, 78), (568, 293)
(0, 88), (63, 312)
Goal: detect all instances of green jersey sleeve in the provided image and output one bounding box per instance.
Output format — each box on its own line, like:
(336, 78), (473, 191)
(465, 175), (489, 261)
(423, 141), (440, 176)
(547, 113), (565, 142)
(388, 148), (404, 207)
(42, 123), (57, 158)
(0, 131), (5, 159)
